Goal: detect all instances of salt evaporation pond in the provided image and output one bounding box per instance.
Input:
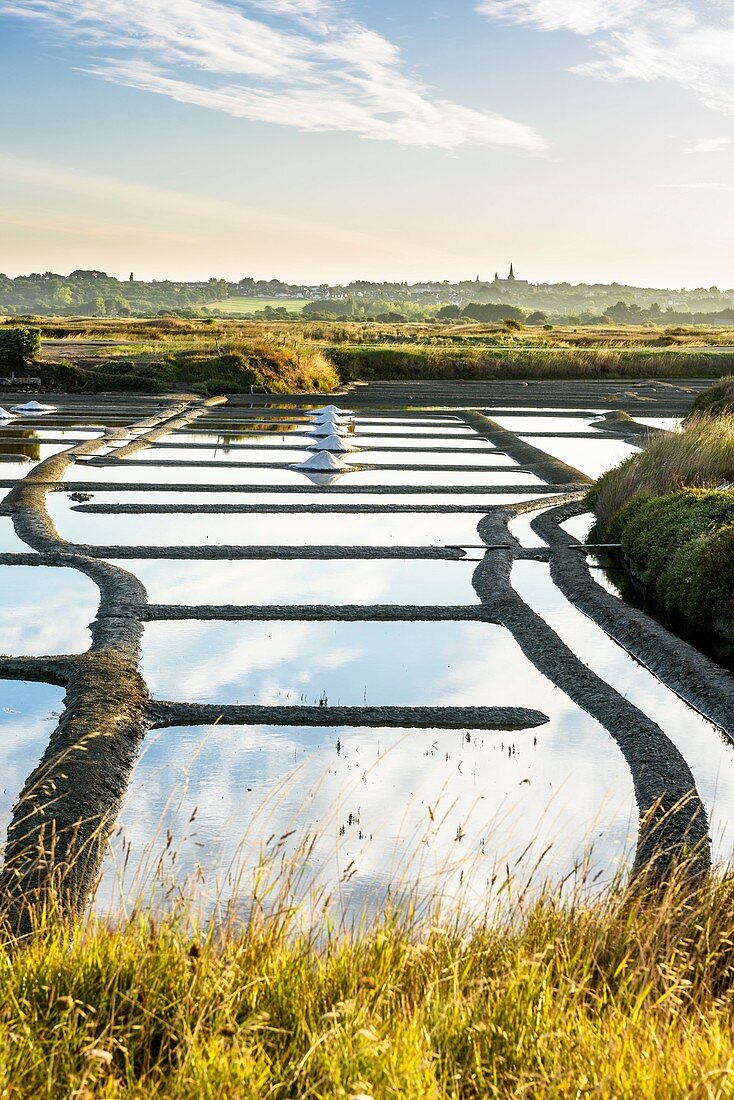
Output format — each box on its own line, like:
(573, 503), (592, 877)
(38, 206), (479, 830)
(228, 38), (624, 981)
(0, 386), (729, 922)
(0, 566), (99, 655)
(48, 505), (494, 548)
(110, 558), (484, 606)
(519, 436), (639, 479)
(141, 619), (582, 707)
(0, 682), (65, 842)
(100, 717), (635, 914)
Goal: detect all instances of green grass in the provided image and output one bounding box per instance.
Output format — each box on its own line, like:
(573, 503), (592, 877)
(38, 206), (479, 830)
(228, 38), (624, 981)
(6, 861), (734, 1097)
(330, 345), (734, 382)
(589, 409), (734, 647)
(48, 335), (339, 396)
(604, 488), (734, 638)
(208, 297), (309, 315)
(27, 316), (734, 393)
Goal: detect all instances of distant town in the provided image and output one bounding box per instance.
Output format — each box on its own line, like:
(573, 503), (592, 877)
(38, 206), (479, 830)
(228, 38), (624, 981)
(1, 267), (733, 324)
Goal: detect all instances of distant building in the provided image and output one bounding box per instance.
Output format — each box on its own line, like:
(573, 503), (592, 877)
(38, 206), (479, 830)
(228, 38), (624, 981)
(491, 263), (529, 289)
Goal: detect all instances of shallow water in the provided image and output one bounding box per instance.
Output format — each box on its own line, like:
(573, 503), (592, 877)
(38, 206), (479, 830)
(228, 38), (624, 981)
(508, 507), (550, 548)
(0, 681), (65, 843)
(64, 464), (545, 489)
(561, 513), (596, 542)
(141, 618), (576, 708)
(634, 417), (683, 432)
(493, 415), (600, 434)
(324, 425), (474, 436)
(101, 715), (635, 913)
(519, 436), (639, 479)
(0, 518), (30, 552)
(328, 470), (545, 487)
(65, 464), (322, 486)
(48, 503), (491, 548)
(134, 446), (516, 469)
(113, 558), (484, 606)
(0, 565), (99, 654)
(172, 431), (493, 450)
(57, 489), (534, 509)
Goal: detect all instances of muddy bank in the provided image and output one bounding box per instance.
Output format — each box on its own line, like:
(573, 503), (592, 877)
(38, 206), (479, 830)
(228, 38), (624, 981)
(149, 702), (548, 731)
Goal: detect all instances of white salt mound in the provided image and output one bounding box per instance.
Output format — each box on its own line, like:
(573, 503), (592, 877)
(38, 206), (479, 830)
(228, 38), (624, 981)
(310, 408), (353, 421)
(307, 416), (349, 433)
(292, 451), (351, 472)
(0, 407), (15, 420)
(310, 416), (353, 430)
(307, 434), (355, 453)
(307, 424), (350, 438)
(11, 401), (57, 413)
(312, 404), (353, 416)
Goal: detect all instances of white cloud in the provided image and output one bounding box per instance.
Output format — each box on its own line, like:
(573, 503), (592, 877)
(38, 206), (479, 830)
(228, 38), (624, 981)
(479, 0), (642, 35)
(685, 136), (732, 153)
(480, 0), (734, 113)
(0, 0), (546, 152)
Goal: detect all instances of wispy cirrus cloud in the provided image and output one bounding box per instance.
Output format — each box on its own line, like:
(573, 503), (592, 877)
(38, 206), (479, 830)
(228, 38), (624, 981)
(0, 0), (546, 152)
(479, 0), (734, 113)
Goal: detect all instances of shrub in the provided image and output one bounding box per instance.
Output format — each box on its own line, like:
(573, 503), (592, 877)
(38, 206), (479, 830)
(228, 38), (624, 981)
(0, 326), (41, 371)
(606, 489), (734, 636)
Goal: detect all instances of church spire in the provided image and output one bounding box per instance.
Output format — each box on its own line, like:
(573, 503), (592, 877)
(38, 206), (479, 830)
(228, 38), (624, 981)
(508, 263), (515, 281)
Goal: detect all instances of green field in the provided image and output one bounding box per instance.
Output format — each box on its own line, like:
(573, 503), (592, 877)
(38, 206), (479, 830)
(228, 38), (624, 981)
(209, 296), (309, 314)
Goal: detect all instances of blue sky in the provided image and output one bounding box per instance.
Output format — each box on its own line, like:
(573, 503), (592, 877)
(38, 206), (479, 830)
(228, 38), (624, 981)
(0, 0), (732, 286)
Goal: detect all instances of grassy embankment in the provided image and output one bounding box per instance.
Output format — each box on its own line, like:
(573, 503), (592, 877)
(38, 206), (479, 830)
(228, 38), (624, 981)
(5, 863), (734, 1097)
(590, 383), (734, 650)
(42, 320), (339, 395)
(329, 344), (733, 382)
(6, 317), (734, 393)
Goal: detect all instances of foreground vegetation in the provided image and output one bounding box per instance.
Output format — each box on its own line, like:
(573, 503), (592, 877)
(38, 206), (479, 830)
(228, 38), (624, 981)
(5, 866), (734, 1098)
(4, 316), (734, 394)
(590, 402), (734, 651)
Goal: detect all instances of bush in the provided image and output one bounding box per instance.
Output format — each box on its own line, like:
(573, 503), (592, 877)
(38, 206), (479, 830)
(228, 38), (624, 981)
(0, 326), (41, 371)
(606, 489), (734, 636)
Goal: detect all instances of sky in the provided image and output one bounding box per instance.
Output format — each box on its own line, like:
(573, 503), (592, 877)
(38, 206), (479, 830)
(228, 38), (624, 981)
(0, 0), (732, 287)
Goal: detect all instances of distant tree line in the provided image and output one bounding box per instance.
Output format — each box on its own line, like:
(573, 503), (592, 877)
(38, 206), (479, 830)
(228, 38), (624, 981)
(605, 300), (734, 325)
(0, 271), (230, 317)
(2, 271), (734, 325)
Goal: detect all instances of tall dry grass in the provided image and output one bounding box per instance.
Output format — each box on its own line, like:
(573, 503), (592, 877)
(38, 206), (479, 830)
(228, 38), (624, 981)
(591, 413), (734, 525)
(2, 853), (734, 1097)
